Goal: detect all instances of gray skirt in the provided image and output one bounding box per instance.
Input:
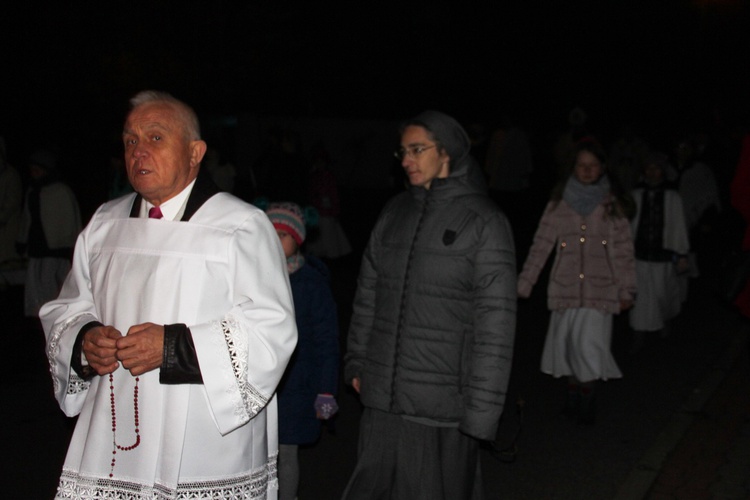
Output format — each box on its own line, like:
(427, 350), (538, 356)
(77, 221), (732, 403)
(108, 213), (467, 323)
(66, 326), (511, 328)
(629, 260), (682, 332)
(341, 408), (484, 500)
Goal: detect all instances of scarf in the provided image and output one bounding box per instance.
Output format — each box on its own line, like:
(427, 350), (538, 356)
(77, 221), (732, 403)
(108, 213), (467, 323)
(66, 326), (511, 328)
(287, 252), (305, 274)
(563, 174), (610, 216)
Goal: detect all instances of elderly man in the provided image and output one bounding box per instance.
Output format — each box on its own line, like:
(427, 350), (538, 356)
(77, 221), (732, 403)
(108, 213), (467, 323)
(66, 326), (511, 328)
(40, 91), (297, 499)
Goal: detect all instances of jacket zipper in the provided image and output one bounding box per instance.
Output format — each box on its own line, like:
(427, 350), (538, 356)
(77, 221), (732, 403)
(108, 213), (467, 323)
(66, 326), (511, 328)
(390, 193), (430, 411)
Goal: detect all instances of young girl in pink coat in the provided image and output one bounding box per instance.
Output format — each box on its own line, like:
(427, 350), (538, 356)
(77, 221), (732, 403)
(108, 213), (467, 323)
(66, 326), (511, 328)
(518, 139), (636, 424)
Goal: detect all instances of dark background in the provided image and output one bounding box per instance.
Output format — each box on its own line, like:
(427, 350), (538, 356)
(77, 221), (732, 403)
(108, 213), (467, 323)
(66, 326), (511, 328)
(3, 4), (750, 497)
(2, 1), (749, 213)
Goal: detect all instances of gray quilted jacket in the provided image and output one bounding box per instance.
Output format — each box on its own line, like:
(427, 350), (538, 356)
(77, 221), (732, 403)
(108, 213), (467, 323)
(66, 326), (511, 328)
(344, 158), (517, 440)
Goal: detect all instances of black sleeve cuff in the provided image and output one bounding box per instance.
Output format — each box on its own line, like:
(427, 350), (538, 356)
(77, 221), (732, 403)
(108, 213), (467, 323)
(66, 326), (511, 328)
(160, 323), (203, 385)
(70, 321), (104, 380)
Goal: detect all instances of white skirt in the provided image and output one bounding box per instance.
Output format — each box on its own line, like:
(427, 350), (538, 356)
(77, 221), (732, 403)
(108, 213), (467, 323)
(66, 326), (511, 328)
(629, 260), (682, 332)
(541, 308), (622, 382)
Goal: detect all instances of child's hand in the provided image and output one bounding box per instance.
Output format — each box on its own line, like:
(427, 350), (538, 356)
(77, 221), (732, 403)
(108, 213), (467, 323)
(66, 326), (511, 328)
(517, 281), (532, 299)
(314, 394), (338, 420)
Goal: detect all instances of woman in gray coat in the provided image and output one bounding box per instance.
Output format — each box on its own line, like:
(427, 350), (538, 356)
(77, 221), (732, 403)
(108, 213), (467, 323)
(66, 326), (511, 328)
(342, 111), (517, 499)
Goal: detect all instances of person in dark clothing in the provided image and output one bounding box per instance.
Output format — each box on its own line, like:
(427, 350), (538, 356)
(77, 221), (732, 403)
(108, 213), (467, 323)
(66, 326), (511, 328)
(342, 111), (517, 499)
(628, 153), (689, 352)
(265, 201), (339, 500)
(16, 149), (81, 318)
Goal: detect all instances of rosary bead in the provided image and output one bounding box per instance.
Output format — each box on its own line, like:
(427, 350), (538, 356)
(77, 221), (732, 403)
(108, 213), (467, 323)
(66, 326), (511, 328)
(108, 373), (141, 477)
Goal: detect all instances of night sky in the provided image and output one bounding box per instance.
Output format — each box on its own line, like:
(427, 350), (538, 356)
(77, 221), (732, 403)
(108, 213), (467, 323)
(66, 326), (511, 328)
(2, 2), (749, 190)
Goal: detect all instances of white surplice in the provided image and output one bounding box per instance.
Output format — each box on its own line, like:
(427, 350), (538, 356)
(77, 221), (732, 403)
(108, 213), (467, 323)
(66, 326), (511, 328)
(40, 192), (297, 499)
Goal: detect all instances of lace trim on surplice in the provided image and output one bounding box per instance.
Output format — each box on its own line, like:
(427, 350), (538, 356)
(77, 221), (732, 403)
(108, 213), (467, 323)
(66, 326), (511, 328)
(216, 314), (270, 422)
(267, 450), (279, 490)
(55, 456), (276, 499)
(67, 373), (89, 395)
(47, 313), (97, 395)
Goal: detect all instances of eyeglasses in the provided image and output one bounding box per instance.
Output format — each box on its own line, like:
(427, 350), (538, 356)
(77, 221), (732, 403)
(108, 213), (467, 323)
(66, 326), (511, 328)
(393, 144), (436, 160)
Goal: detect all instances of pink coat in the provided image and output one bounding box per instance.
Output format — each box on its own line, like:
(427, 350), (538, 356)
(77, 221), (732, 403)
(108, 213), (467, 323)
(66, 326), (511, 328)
(518, 198), (636, 314)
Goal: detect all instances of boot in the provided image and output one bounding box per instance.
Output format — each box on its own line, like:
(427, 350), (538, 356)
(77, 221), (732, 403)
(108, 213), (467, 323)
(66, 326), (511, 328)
(562, 383), (580, 420)
(578, 385), (597, 425)
(629, 330), (645, 354)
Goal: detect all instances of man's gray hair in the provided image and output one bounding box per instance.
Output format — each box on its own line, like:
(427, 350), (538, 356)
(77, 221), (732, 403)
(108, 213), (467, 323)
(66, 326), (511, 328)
(129, 90), (202, 141)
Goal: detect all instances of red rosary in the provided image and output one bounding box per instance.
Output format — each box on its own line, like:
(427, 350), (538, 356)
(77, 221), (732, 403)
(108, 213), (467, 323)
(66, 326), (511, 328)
(109, 373), (141, 478)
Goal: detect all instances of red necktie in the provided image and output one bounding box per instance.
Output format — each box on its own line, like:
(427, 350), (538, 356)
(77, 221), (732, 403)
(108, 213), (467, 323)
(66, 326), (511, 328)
(148, 206), (163, 219)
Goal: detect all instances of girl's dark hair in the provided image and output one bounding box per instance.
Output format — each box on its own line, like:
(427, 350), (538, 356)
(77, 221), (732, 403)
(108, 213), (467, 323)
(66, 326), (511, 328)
(574, 138), (607, 165)
(551, 138), (607, 200)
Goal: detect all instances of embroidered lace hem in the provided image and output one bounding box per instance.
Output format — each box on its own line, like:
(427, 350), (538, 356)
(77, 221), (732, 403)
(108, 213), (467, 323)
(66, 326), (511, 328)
(47, 313), (97, 395)
(217, 314), (269, 421)
(67, 373), (89, 395)
(56, 459), (276, 499)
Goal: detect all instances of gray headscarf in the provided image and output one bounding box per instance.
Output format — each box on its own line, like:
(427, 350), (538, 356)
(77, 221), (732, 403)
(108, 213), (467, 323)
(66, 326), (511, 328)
(402, 110), (471, 168)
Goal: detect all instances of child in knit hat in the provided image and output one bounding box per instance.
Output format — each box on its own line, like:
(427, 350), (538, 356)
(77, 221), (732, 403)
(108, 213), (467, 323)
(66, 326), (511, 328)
(266, 202), (309, 274)
(264, 201), (339, 500)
